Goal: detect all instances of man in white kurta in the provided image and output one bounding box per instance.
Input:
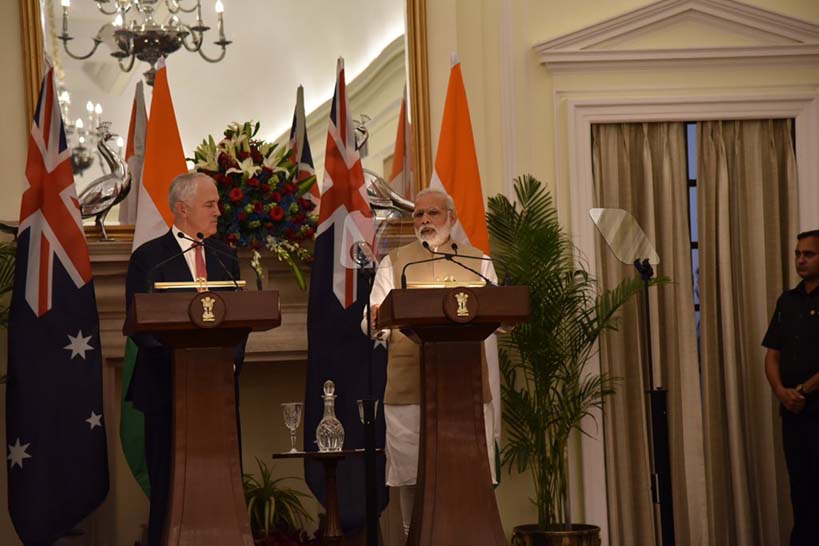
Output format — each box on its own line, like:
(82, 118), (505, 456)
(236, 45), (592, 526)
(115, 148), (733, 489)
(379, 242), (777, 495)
(366, 189), (499, 536)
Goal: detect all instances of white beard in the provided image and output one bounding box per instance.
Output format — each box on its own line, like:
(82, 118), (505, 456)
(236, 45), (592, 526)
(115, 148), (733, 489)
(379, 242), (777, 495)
(415, 222), (452, 249)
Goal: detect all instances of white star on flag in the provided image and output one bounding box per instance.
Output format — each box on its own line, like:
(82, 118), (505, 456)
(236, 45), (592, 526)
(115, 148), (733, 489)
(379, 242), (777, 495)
(8, 438), (32, 469)
(85, 411), (103, 430)
(64, 330), (94, 360)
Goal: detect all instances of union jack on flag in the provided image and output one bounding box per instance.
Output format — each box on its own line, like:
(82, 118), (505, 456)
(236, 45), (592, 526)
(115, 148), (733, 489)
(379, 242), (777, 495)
(19, 64), (92, 316)
(304, 58), (387, 531)
(315, 57), (373, 309)
(289, 84), (319, 206)
(6, 63), (109, 544)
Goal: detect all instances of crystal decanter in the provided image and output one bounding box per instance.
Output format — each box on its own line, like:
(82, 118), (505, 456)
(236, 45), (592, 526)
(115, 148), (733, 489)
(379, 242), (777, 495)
(316, 380), (344, 452)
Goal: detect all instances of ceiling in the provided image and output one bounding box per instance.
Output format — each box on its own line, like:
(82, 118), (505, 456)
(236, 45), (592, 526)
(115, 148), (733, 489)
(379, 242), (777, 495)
(45, 0), (406, 179)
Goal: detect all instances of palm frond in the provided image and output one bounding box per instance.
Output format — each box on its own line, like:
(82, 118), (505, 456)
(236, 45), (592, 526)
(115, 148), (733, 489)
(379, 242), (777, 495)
(489, 174), (660, 527)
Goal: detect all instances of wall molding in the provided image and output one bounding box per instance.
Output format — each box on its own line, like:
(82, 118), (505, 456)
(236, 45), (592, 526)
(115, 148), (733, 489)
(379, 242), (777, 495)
(532, 2), (819, 544)
(534, 0), (819, 71)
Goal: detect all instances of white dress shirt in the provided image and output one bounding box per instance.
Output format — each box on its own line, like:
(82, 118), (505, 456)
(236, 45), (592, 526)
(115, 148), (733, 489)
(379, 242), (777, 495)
(172, 225), (206, 280)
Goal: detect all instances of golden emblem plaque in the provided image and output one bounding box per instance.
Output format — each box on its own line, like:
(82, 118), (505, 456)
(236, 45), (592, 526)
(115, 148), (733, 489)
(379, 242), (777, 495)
(443, 287), (479, 323)
(188, 291), (226, 328)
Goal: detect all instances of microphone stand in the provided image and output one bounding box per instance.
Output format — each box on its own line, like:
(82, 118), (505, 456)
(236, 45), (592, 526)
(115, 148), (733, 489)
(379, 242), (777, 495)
(634, 258), (675, 546)
(357, 253), (379, 546)
(422, 242), (496, 286)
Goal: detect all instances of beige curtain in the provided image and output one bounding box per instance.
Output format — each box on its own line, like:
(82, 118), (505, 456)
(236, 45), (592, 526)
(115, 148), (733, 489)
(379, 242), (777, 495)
(591, 123), (708, 546)
(697, 119), (798, 546)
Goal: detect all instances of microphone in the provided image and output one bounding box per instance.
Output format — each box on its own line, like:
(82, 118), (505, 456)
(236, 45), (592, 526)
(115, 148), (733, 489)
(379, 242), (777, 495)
(400, 246), (447, 289)
(350, 241), (377, 269)
(176, 231), (241, 291)
(421, 241), (496, 287)
(451, 242), (511, 285)
(145, 237), (201, 293)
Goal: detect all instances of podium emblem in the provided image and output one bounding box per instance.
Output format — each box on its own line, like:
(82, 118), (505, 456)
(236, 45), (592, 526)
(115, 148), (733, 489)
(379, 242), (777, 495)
(188, 291), (226, 328)
(443, 287), (479, 323)
(201, 296), (216, 322)
(455, 292), (470, 317)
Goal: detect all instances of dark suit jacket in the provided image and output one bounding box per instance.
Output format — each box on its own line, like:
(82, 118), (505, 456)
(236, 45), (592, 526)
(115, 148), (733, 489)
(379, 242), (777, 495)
(125, 230), (244, 414)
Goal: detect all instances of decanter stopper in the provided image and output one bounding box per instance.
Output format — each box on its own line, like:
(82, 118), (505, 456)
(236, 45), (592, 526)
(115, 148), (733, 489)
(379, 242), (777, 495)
(316, 380), (344, 452)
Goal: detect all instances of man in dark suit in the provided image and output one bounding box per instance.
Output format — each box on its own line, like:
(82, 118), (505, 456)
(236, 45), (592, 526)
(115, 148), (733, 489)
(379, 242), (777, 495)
(125, 171), (243, 546)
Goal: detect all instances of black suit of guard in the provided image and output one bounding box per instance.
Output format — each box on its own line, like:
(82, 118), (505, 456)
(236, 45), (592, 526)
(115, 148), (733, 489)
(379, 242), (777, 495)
(125, 230), (245, 546)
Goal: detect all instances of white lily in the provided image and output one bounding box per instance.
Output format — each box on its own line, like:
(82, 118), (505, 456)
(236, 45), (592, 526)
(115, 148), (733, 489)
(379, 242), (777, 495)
(227, 156), (261, 179)
(263, 145), (289, 174)
(194, 136), (219, 170)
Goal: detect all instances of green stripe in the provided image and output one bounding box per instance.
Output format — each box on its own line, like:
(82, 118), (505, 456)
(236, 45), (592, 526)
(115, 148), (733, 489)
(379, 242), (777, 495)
(120, 338), (150, 496)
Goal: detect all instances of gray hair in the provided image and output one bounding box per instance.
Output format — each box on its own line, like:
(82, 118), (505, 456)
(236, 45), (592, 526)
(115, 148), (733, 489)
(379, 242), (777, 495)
(168, 172), (215, 211)
(415, 188), (455, 211)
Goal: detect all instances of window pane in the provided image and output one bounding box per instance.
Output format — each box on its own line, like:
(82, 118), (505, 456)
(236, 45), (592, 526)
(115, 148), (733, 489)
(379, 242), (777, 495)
(691, 248), (700, 307)
(687, 123), (697, 180)
(689, 186), (698, 242)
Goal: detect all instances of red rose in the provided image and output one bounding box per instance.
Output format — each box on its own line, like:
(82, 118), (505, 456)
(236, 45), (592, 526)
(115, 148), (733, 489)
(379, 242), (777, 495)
(229, 188), (243, 202)
(251, 150), (263, 163)
(284, 182), (298, 194)
(237, 150), (249, 161)
(262, 166), (273, 176)
(304, 226), (315, 238)
(269, 205), (284, 221)
(248, 177), (260, 187)
(237, 211), (248, 222)
(292, 212), (305, 224)
(270, 191), (282, 203)
(253, 201), (264, 213)
(260, 183), (271, 193)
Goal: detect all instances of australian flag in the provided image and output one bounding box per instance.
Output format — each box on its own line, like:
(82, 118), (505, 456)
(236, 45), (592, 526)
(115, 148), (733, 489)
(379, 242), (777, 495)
(289, 84), (319, 207)
(6, 63), (109, 544)
(304, 57), (388, 533)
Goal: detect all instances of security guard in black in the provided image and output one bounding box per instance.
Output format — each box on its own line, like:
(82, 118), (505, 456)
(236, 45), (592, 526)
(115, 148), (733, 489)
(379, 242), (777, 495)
(762, 230), (819, 546)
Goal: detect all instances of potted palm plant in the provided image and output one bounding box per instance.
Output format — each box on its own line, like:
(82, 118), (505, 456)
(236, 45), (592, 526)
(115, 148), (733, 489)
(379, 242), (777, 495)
(488, 175), (662, 546)
(243, 458), (315, 546)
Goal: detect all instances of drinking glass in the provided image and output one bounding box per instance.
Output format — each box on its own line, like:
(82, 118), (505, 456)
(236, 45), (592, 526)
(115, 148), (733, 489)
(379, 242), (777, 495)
(281, 402), (303, 453)
(356, 398), (380, 424)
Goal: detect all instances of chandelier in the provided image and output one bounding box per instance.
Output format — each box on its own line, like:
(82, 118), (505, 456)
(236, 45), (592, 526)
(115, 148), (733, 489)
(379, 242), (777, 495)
(58, 0), (230, 86)
(57, 90), (124, 176)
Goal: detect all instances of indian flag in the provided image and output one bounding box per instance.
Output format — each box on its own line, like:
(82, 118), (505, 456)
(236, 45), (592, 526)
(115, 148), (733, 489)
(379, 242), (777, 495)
(120, 58), (187, 495)
(428, 54), (500, 475)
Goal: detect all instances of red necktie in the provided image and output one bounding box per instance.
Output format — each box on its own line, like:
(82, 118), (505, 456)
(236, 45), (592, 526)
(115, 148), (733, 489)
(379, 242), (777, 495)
(194, 244), (207, 285)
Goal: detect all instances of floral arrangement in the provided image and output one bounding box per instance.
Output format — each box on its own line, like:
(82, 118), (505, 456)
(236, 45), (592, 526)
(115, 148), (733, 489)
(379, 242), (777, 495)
(193, 121), (317, 289)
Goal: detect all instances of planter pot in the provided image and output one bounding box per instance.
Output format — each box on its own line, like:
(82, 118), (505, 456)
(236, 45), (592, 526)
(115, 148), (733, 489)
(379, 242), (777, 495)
(512, 524), (601, 546)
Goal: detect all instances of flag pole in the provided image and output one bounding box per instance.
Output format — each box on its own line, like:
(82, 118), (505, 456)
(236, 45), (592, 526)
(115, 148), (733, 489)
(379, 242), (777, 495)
(360, 259), (379, 546)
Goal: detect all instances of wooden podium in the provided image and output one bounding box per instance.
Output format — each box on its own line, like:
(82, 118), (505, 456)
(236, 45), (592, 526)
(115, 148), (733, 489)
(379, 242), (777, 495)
(124, 290), (281, 546)
(379, 285), (530, 546)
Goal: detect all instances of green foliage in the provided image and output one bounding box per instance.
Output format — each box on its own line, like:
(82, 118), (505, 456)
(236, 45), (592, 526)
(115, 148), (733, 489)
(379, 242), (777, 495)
(243, 458), (313, 538)
(488, 175), (663, 527)
(0, 238), (14, 385)
(0, 239), (15, 329)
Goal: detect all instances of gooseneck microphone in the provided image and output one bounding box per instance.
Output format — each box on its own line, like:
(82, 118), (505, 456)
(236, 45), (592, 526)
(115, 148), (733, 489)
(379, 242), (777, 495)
(451, 242), (510, 285)
(176, 231), (241, 291)
(145, 237), (201, 293)
(400, 251), (447, 289)
(421, 241), (497, 287)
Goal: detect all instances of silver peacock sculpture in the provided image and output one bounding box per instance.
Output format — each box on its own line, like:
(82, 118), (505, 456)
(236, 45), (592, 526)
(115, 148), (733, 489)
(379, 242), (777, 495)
(354, 120), (414, 218)
(77, 123), (131, 240)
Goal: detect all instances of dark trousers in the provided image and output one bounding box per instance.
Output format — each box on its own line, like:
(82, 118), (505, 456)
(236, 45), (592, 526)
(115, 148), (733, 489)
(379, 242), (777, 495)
(145, 409), (172, 546)
(782, 415), (819, 546)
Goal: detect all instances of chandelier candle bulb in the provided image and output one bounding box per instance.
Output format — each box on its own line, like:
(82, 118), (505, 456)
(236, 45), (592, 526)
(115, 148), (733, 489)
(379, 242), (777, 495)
(61, 1), (69, 35)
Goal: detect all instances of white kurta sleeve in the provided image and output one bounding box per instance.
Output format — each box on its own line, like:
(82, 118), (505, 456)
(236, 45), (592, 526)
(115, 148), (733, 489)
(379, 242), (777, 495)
(360, 255), (395, 337)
